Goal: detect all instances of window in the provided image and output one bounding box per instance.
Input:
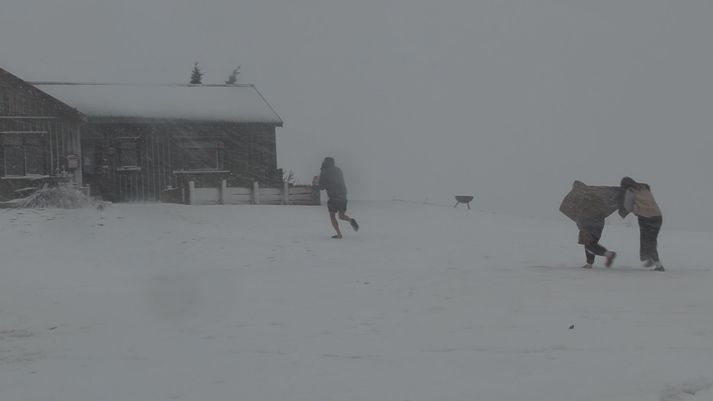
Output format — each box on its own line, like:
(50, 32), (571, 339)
(1, 95), (10, 115)
(116, 138), (140, 169)
(178, 139), (224, 171)
(2, 132), (48, 176)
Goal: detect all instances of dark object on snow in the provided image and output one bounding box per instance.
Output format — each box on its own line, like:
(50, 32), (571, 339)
(569, 324), (575, 329)
(454, 195), (474, 209)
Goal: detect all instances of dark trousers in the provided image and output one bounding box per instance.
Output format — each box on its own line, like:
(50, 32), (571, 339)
(579, 221), (608, 264)
(638, 215), (662, 262)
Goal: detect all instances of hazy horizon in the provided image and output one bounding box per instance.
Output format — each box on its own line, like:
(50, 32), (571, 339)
(2, 0), (711, 230)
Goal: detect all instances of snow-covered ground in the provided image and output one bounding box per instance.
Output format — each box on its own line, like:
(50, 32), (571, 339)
(1, 201), (711, 401)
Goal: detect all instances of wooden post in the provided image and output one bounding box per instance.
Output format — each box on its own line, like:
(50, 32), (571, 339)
(253, 181), (260, 204)
(282, 181), (289, 205)
(188, 181), (195, 205)
(312, 186), (321, 205)
(219, 179), (227, 205)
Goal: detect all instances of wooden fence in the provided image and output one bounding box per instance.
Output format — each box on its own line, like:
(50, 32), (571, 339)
(186, 180), (320, 205)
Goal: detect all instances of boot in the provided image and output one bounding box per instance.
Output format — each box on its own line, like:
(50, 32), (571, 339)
(604, 251), (617, 268)
(653, 261), (665, 271)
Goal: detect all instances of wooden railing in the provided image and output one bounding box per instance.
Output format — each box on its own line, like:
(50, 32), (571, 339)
(186, 180), (320, 205)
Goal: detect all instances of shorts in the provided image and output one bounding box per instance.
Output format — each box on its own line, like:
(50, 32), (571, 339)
(327, 198), (347, 213)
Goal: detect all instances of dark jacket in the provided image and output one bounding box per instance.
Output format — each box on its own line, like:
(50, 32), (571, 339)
(560, 181), (623, 226)
(319, 157), (347, 201)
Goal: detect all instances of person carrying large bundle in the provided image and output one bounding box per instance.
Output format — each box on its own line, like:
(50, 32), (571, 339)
(560, 180), (622, 269)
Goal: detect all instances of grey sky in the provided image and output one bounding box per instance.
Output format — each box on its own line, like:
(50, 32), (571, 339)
(2, 0), (712, 229)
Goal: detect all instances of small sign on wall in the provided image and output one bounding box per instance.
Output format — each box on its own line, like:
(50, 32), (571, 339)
(66, 154), (79, 170)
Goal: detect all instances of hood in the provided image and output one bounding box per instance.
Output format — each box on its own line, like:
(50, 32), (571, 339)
(620, 176), (637, 189)
(621, 176), (650, 191)
(321, 157), (335, 170)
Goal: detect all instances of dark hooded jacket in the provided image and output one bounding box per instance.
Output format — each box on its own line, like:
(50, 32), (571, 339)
(319, 157), (347, 201)
(560, 180), (623, 226)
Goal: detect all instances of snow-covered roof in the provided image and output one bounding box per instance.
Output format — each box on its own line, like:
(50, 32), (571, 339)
(31, 83), (282, 125)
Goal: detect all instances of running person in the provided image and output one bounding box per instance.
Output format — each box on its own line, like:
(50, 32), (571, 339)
(318, 157), (359, 239)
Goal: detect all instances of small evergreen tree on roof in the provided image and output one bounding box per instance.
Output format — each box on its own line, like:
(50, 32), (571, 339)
(190, 62), (203, 85)
(225, 66), (241, 85)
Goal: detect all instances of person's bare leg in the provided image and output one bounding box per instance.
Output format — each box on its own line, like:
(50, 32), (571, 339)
(339, 211), (359, 231)
(330, 212), (342, 238)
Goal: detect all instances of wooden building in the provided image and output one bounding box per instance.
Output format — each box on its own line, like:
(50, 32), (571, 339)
(33, 82), (284, 202)
(0, 68), (84, 200)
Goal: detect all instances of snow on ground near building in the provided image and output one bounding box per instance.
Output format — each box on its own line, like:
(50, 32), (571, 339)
(0, 201), (712, 401)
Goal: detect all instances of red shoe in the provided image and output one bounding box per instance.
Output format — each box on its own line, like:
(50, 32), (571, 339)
(604, 251), (616, 268)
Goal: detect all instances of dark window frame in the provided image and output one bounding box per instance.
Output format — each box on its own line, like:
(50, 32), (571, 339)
(1, 95), (11, 115)
(177, 139), (225, 171)
(1, 131), (49, 177)
(114, 137), (141, 170)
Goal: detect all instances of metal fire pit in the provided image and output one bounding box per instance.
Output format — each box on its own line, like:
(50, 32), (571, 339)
(454, 195), (474, 209)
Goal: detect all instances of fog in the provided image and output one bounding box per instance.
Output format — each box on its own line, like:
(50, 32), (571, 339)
(2, 0), (711, 229)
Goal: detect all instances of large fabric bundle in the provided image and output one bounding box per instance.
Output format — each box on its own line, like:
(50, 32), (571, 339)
(559, 180), (622, 224)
